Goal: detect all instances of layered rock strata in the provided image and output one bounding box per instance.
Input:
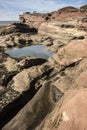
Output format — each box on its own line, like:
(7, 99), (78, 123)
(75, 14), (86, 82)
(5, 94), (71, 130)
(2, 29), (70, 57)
(0, 5), (87, 130)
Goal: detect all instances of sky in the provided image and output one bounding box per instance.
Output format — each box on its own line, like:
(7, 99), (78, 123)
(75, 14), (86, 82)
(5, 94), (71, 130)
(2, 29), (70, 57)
(0, 0), (87, 21)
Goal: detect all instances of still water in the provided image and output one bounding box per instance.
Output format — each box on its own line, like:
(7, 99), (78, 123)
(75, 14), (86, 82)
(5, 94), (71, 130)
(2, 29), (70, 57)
(5, 45), (53, 59)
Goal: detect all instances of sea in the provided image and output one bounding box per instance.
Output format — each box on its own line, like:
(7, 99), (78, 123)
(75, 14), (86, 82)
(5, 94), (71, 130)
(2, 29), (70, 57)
(0, 21), (20, 26)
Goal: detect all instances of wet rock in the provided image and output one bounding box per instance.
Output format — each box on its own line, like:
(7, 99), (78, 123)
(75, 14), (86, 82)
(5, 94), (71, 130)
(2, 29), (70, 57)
(0, 23), (38, 36)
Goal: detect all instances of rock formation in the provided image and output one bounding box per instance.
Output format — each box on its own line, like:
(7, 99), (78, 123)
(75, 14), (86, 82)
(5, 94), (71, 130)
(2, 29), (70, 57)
(0, 5), (87, 130)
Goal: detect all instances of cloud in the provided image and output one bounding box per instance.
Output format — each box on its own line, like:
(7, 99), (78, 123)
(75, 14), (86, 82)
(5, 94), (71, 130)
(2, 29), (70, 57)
(1, 3), (9, 10)
(0, 0), (87, 20)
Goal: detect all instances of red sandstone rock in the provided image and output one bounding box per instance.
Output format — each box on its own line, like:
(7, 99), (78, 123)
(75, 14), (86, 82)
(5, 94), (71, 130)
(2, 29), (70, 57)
(34, 89), (87, 130)
(49, 38), (87, 67)
(0, 5), (87, 130)
(20, 6), (87, 28)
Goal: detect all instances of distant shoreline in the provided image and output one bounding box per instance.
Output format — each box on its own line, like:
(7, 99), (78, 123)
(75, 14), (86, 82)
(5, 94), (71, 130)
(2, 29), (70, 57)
(0, 21), (20, 26)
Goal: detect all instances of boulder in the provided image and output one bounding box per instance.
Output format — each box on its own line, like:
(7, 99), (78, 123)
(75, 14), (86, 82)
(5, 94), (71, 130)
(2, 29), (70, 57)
(36, 89), (87, 130)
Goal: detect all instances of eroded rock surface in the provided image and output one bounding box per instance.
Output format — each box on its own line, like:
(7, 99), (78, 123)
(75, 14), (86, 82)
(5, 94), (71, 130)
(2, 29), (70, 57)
(0, 5), (87, 130)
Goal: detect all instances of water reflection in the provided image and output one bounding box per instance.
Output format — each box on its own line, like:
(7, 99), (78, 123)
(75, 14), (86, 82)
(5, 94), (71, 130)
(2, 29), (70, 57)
(5, 45), (53, 59)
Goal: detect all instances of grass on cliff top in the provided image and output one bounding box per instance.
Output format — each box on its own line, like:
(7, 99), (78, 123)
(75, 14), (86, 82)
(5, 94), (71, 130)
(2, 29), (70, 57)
(80, 5), (87, 11)
(58, 6), (78, 12)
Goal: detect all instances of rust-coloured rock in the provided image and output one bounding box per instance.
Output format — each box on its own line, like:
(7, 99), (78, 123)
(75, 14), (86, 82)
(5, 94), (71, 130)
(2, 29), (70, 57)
(0, 5), (87, 130)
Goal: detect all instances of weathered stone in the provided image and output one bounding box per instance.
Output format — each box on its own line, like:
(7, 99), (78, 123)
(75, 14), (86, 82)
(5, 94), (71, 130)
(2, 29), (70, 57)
(2, 81), (63, 130)
(35, 89), (87, 130)
(0, 5), (87, 130)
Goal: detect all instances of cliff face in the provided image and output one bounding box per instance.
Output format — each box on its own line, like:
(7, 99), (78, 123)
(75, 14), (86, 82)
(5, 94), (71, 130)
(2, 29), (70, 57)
(80, 4), (87, 11)
(20, 6), (87, 48)
(20, 6), (87, 27)
(20, 13), (46, 28)
(19, 6), (87, 53)
(0, 5), (87, 130)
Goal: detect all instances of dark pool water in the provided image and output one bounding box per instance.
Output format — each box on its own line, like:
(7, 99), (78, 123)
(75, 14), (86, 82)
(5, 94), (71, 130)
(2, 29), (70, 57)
(5, 45), (53, 59)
